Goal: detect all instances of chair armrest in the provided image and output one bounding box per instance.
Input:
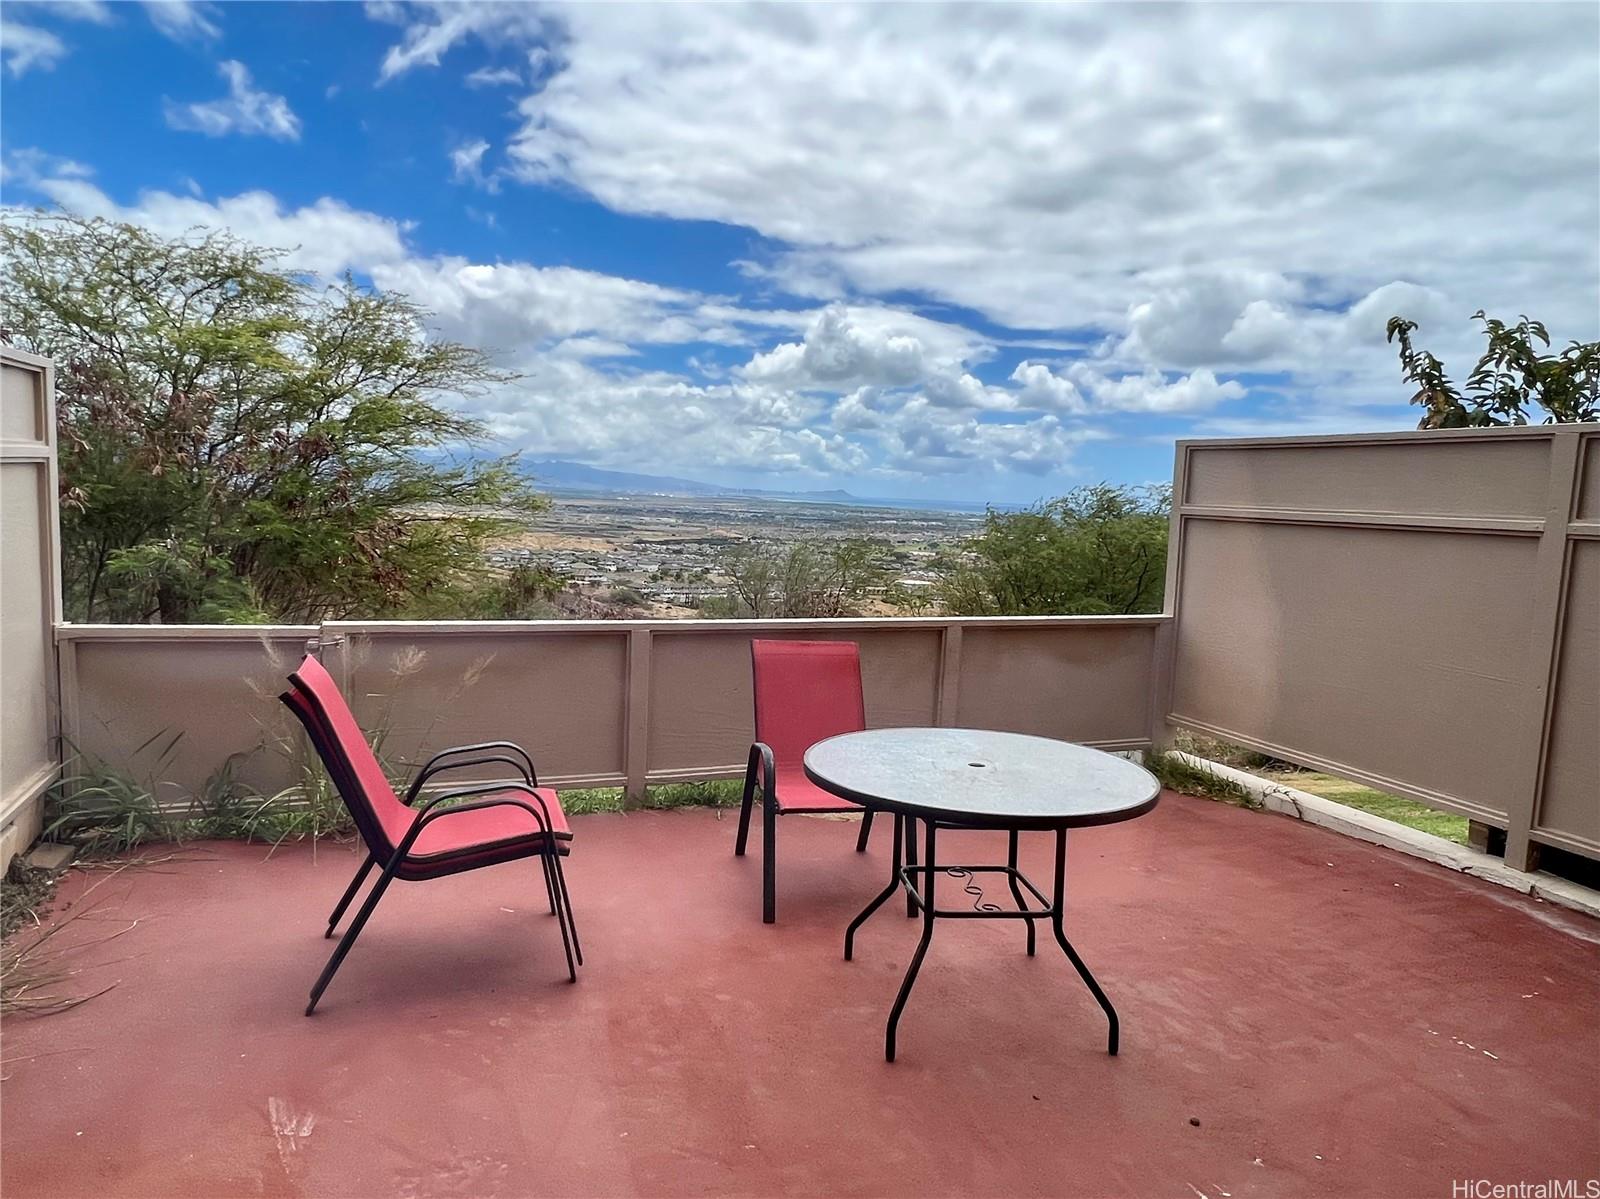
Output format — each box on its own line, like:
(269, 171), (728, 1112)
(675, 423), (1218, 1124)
(415, 741), (539, 787)
(405, 781), (560, 846)
(403, 754), (533, 804)
(747, 742), (776, 805)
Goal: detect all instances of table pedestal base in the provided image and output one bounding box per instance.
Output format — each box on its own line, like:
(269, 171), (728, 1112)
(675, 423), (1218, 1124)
(844, 812), (1120, 1063)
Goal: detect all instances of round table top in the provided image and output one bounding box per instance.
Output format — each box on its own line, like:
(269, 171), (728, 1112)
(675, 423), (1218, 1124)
(804, 727), (1160, 829)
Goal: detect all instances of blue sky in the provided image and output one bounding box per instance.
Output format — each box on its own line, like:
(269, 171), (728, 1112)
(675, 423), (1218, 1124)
(3, 1), (1597, 503)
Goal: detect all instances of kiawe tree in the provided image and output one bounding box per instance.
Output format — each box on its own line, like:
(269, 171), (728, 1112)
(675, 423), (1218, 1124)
(709, 538), (889, 618)
(0, 213), (544, 623)
(1386, 311), (1598, 429)
(935, 484), (1171, 616)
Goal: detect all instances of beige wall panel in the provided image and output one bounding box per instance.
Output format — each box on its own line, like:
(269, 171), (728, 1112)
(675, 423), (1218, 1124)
(70, 634), (312, 800)
(647, 626), (942, 773)
(342, 630), (628, 782)
(1184, 438), (1551, 518)
(0, 362), (43, 441)
(957, 625), (1155, 744)
(1, 351), (57, 868)
(1, 468), (51, 809)
(1575, 434), (1600, 522)
(1535, 542), (1600, 849)
(1170, 520), (1538, 818)
(0, 797), (44, 872)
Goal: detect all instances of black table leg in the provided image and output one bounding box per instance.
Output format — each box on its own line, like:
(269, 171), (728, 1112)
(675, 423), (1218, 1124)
(1049, 828), (1120, 1055)
(903, 815), (918, 917)
(1006, 828), (1037, 956)
(845, 811), (902, 961)
(886, 817), (937, 1062)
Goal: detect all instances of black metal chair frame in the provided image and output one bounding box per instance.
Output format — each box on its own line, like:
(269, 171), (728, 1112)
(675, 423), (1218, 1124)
(282, 693), (581, 1016)
(734, 742), (892, 923)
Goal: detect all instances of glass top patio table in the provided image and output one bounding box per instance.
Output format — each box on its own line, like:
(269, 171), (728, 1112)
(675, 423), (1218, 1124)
(803, 727), (1160, 1062)
(803, 727), (1160, 829)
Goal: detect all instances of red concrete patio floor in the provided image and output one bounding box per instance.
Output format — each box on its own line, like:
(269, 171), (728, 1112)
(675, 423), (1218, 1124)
(3, 793), (1597, 1199)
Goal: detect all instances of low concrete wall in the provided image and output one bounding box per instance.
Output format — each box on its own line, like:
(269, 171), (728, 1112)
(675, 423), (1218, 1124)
(59, 615), (1170, 802)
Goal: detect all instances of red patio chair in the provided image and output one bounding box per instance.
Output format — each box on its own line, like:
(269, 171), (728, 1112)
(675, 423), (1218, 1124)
(280, 654), (580, 1014)
(734, 639), (880, 922)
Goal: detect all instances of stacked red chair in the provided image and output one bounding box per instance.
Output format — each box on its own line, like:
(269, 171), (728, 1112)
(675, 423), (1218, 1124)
(281, 654), (580, 1014)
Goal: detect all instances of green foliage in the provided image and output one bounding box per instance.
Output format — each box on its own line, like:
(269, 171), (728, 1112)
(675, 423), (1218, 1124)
(1144, 749), (1261, 809)
(1172, 729), (1291, 772)
(45, 734), (184, 854)
(458, 564), (567, 620)
(1387, 311), (1599, 429)
(0, 213), (546, 623)
(244, 768), (356, 846)
(604, 585), (647, 608)
(936, 484), (1170, 616)
(645, 779), (743, 809)
(522, 779), (743, 815)
(716, 537), (888, 618)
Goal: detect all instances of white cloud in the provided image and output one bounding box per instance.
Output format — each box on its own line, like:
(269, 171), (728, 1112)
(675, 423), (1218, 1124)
(1010, 362), (1086, 414)
(472, 356), (868, 478)
(4, 164), (1239, 485)
(465, 65), (521, 88)
(365, 255), (738, 351)
(448, 139), (495, 190)
(410, 2), (1597, 397)
(1117, 268), (1301, 365)
(1012, 361), (1245, 415)
(0, 147), (93, 186)
(870, 403), (1096, 478)
(744, 304), (963, 390)
(2, 0), (113, 71)
(739, 304), (1035, 426)
(164, 60), (302, 142)
(20, 177), (408, 277)
(1077, 368), (1246, 415)
(141, 0), (219, 42)
(374, 1), (544, 83)
(1, 20), (65, 76)
(12, 0), (112, 24)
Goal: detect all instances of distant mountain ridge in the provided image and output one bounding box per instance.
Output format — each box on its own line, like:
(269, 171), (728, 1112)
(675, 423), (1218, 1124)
(523, 458), (776, 496)
(518, 458), (995, 514)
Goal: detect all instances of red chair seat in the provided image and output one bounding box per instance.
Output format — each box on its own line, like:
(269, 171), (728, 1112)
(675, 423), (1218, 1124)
(395, 787), (572, 861)
(773, 769), (864, 813)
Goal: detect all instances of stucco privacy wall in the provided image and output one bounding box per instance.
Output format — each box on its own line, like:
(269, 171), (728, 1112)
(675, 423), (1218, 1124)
(0, 349), (63, 870)
(325, 616), (1166, 793)
(1165, 425), (1600, 869)
(58, 627), (320, 809)
(59, 617), (1164, 803)
(56, 617), (1166, 802)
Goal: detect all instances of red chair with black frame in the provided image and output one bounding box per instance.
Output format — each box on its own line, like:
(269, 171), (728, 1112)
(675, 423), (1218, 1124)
(734, 639), (888, 922)
(280, 654), (581, 1015)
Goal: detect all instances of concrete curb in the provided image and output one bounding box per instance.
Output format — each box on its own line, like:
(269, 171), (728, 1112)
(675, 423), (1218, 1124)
(1169, 751), (1600, 922)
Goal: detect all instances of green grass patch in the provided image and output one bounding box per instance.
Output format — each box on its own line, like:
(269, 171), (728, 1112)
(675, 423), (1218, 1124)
(1265, 770), (1469, 844)
(556, 778), (744, 816)
(1167, 731), (1470, 845)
